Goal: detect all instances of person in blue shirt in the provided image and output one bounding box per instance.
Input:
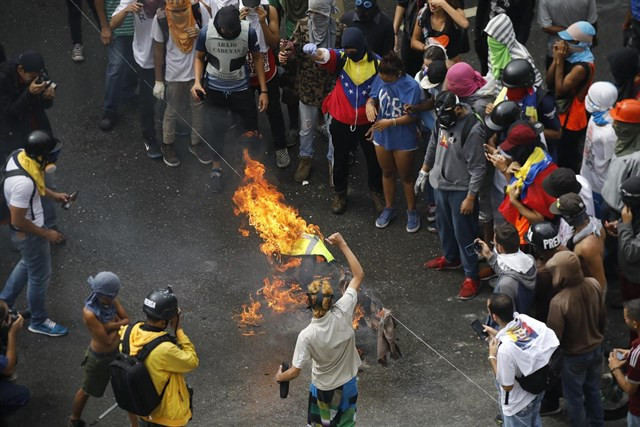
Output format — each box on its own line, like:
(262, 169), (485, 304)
(365, 51), (422, 232)
(191, 5), (268, 193)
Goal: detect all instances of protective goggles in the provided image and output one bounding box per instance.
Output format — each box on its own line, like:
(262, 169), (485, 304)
(355, 0), (374, 8)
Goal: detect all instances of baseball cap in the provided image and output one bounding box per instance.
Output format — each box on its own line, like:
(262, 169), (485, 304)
(420, 60), (447, 90)
(499, 121), (537, 152)
(18, 50), (45, 73)
(542, 168), (582, 198)
(558, 21), (596, 44)
(549, 193), (586, 217)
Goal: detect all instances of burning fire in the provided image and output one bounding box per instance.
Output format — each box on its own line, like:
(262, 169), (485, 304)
(353, 306), (365, 330)
(258, 277), (307, 314)
(233, 295), (264, 336)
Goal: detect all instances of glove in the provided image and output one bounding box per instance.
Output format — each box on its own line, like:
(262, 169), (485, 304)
(414, 170), (429, 195)
(303, 43), (318, 55)
(153, 81), (165, 100)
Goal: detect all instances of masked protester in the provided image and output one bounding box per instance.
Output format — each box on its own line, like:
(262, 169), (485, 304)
(417, 91), (487, 300)
(191, 5), (269, 193)
(607, 47), (640, 102)
(68, 272), (132, 427)
(340, 0), (394, 57)
(152, 0), (212, 168)
(546, 21), (596, 173)
(306, 27), (384, 214)
(275, 232), (364, 427)
(1, 131), (69, 337)
(112, 0), (166, 159)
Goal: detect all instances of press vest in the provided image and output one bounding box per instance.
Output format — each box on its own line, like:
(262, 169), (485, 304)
(205, 20), (250, 81)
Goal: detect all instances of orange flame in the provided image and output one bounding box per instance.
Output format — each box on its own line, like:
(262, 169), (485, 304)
(258, 277), (307, 313)
(232, 150), (322, 261)
(353, 306), (365, 330)
(233, 295), (264, 336)
(274, 257), (303, 273)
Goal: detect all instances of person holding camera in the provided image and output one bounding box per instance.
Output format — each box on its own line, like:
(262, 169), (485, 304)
(68, 272), (132, 427)
(0, 301), (30, 425)
(119, 287), (198, 427)
(275, 232), (363, 427)
(2, 130), (69, 337)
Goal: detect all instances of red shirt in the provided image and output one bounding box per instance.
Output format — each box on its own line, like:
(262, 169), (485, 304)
(626, 338), (640, 415)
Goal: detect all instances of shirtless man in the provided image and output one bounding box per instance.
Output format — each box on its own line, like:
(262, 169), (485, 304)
(68, 272), (131, 427)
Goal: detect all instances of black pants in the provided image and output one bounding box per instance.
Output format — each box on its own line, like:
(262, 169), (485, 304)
(203, 88), (258, 161)
(554, 128), (585, 174)
(400, 33), (423, 77)
(252, 74), (286, 150)
(330, 120), (382, 194)
(0, 380), (30, 419)
(136, 66), (159, 141)
(66, 0), (98, 45)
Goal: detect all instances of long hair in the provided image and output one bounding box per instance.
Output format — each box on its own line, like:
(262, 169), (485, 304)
(307, 279), (334, 318)
(422, 0), (461, 32)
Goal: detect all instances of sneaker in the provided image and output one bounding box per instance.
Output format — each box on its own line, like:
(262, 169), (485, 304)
(328, 162), (334, 188)
(375, 207), (397, 228)
(144, 137), (163, 159)
(331, 192), (347, 214)
(479, 266), (498, 281)
(316, 123), (330, 140)
(71, 44), (84, 62)
(426, 223), (438, 234)
(68, 417), (86, 427)
(370, 192), (385, 214)
(457, 278), (481, 300)
(28, 319), (68, 337)
(539, 400), (561, 416)
(427, 204), (437, 222)
(294, 156), (312, 182)
(286, 129), (299, 147)
(424, 256), (461, 270)
(210, 168), (223, 193)
(98, 111), (116, 132)
(188, 142), (213, 164)
(495, 414), (503, 426)
(276, 148), (291, 168)
(162, 144), (180, 167)
(406, 210), (421, 233)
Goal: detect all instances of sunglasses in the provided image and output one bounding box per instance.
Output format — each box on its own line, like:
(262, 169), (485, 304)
(355, 0), (374, 8)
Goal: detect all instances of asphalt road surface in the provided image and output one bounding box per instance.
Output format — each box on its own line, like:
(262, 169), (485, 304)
(0, 0), (632, 425)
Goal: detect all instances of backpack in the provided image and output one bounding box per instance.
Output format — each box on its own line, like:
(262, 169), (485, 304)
(0, 151), (36, 226)
(515, 347), (563, 394)
(433, 111), (483, 149)
(109, 322), (175, 416)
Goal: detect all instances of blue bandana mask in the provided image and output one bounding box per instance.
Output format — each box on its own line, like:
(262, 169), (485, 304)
(85, 272), (121, 323)
(566, 42), (594, 64)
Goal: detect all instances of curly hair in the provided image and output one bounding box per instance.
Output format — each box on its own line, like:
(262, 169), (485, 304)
(378, 51), (404, 77)
(307, 279), (334, 318)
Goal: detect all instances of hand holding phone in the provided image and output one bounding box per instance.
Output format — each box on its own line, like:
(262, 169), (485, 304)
(471, 319), (488, 340)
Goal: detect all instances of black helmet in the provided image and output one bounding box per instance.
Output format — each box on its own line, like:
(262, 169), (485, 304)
(502, 59), (536, 89)
(435, 91), (460, 129)
(142, 287), (178, 320)
(25, 130), (57, 159)
(621, 176), (640, 210)
(524, 222), (561, 251)
(485, 101), (522, 131)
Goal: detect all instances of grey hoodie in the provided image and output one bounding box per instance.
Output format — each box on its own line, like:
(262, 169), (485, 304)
(424, 107), (487, 195)
(488, 252), (537, 314)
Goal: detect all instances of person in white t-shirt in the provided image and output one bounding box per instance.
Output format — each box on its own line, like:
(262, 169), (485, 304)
(275, 232), (363, 427)
(111, 0), (164, 159)
(2, 131), (69, 337)
(151, 0), (213, 168)
(485, 293), (559, 427)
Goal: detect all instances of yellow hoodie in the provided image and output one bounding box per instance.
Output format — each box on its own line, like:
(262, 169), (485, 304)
(119, 323), (199, 426)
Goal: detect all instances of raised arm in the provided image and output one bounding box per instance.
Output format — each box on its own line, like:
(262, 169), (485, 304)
(326, 233), (364, 292)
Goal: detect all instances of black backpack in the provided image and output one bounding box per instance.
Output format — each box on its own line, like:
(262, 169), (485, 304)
(433, 111), (483, 149)
(515, 347), (564, 395)
(0, 151), (36, 226)
(109, 322), (175, 416)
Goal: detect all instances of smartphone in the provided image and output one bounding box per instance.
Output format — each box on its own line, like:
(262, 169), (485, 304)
(471, 319), (488, 340)
(616, 351), (625, 361)
(464, 242), (480, 257)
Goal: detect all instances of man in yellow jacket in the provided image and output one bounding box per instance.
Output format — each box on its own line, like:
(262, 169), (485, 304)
(119, 287), (199, 427)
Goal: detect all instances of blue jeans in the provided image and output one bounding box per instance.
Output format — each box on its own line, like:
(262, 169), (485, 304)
(629, 412), (640, 427)
(0, 380), (30, 416)
(503, 392), (543, 427)
(298, 101), (333, 162)
(1, 232), (51, 325)
(104, 35), (136, 114)
(434, 189), (479, 279)
(561, 346), (604, 427)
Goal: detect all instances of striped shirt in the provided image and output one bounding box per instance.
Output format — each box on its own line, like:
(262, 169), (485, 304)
(627, 339), (640, 416)
(106, 0), (134, 36)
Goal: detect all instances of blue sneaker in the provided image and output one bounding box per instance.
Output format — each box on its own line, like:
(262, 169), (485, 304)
(375, 207), (396, 229)
(28, 318), (68, 337)
(406, 210), (421, 233)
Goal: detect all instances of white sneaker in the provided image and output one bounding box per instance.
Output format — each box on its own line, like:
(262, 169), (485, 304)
(71, 44), (85, 62)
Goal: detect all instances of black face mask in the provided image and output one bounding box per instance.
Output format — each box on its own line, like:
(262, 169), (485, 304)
(215, 6), (241, 40)
(437, 108), (457, 129)
(355, 6), (377, 22)
(563, 211), (588, 228)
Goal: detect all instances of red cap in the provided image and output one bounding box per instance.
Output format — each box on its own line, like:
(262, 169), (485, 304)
(499, 123), (537, 152)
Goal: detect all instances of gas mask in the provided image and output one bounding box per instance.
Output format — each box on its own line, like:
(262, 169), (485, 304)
(436, 105), (458, 129)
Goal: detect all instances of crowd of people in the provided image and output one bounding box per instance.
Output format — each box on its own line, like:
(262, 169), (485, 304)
(3, 0), (640, 425)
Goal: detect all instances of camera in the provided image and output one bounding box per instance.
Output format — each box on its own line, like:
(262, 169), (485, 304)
(8, 309), (31, 325)
(35, 70), (57, 89)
